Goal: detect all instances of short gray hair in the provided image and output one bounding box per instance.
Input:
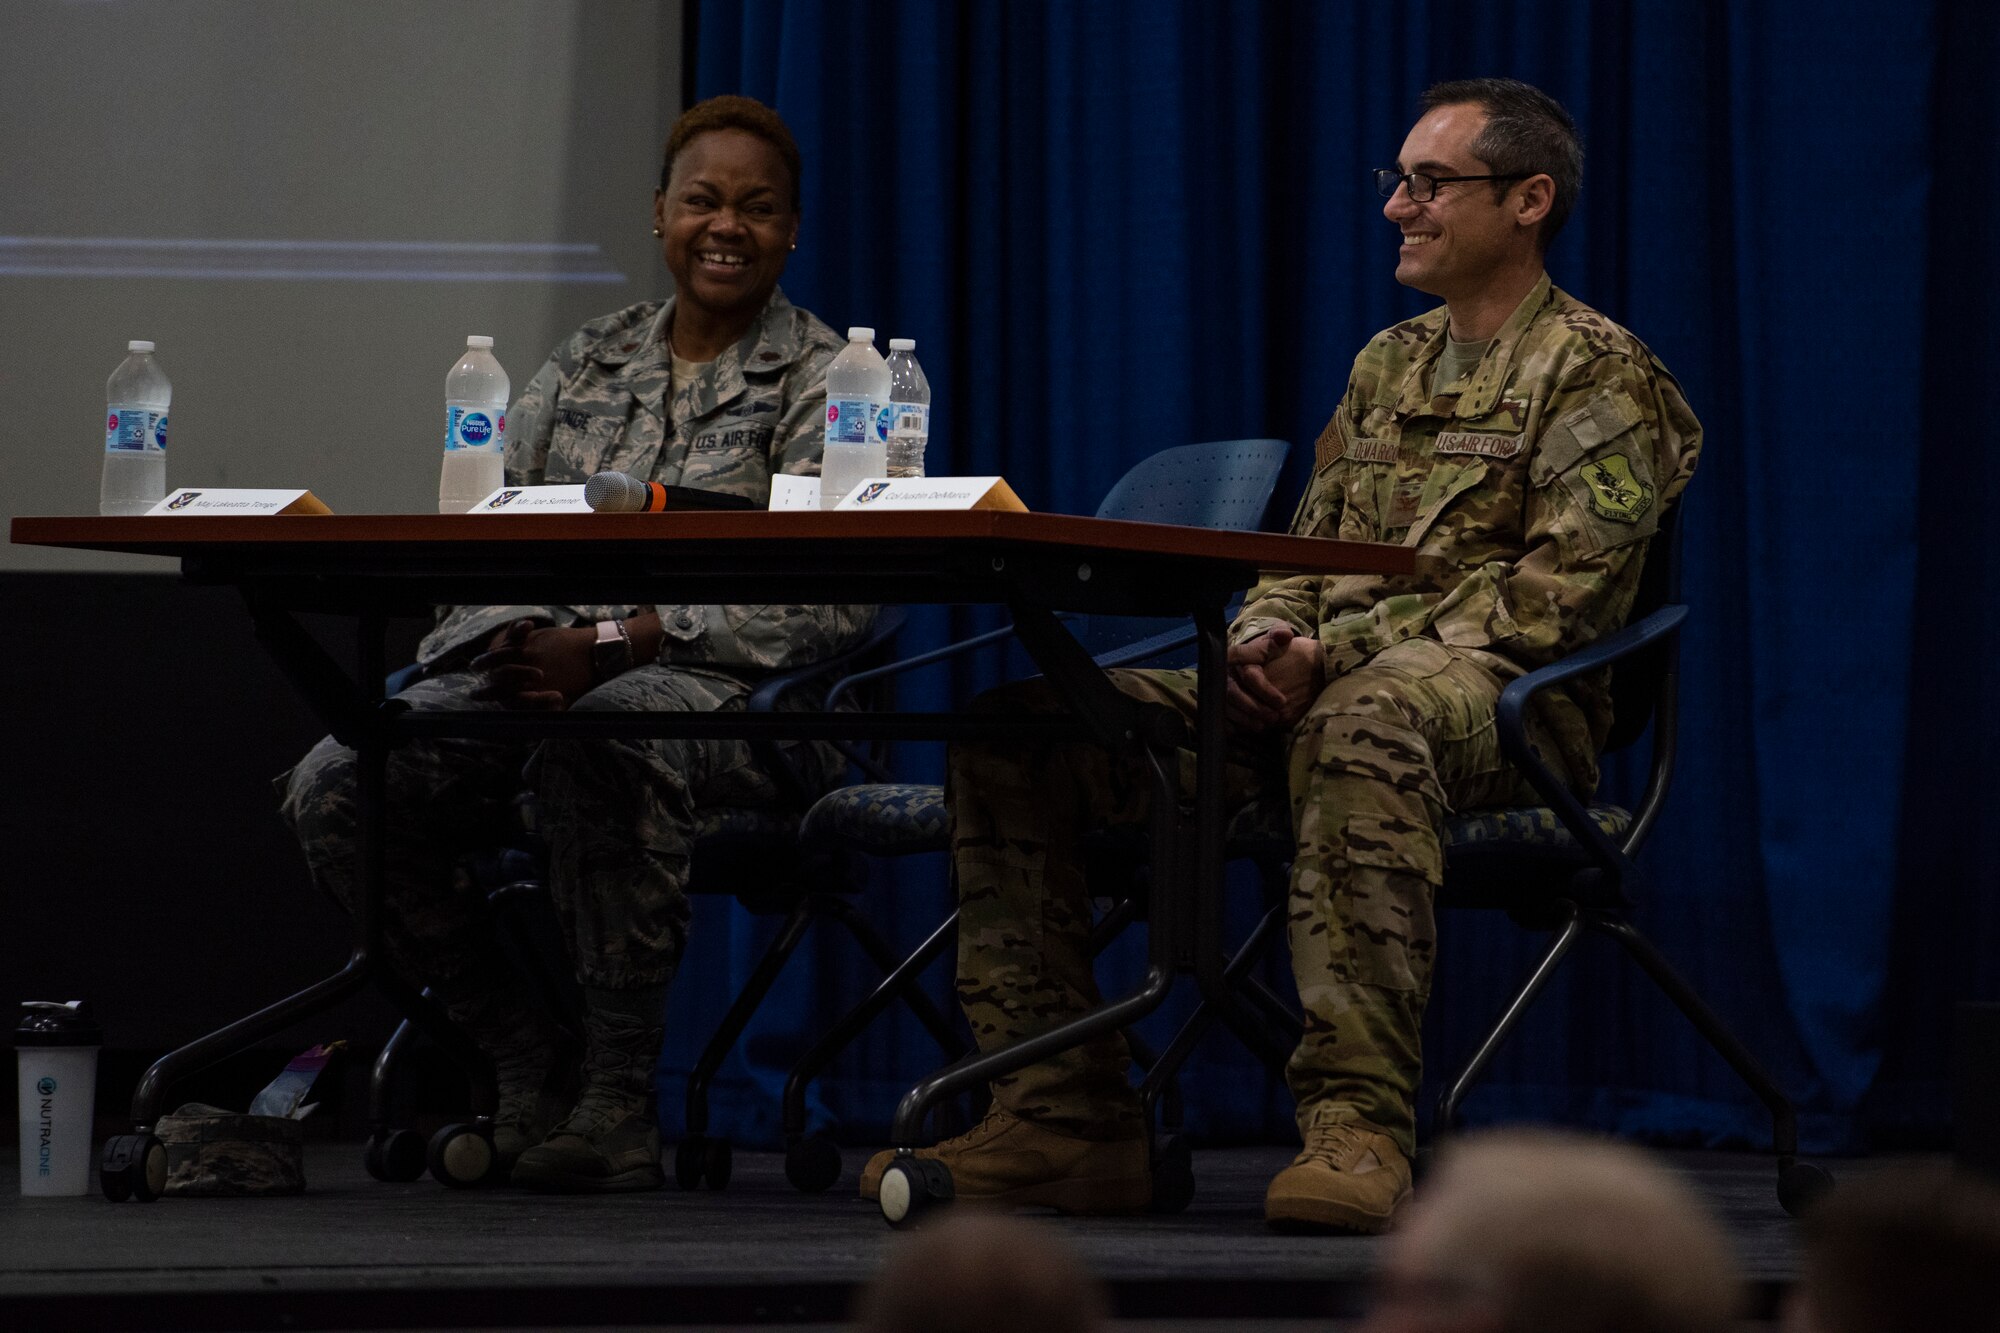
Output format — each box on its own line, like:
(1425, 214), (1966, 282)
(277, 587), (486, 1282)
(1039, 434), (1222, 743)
(1397, 1131), (1743, 1333)
(1420, 78), (1583, 251)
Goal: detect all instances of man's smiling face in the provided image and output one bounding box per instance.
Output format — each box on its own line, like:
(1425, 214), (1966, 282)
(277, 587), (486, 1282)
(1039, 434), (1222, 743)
(1382, 103), (1526, 302)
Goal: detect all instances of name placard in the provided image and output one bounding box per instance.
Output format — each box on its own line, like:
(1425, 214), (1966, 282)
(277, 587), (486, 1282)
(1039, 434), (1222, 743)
(835, 477), (1027, 512)
(467, 485), (592, 514)
(767, 474), (822, 511)
(146, 488), (332, 516)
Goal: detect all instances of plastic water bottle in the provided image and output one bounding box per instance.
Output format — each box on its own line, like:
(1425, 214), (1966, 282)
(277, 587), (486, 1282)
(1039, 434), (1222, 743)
(440, 335), (510, 514)
(884, 338), (931, 478)
(100, 341), (170, 515)
(820, 326), (889, 509)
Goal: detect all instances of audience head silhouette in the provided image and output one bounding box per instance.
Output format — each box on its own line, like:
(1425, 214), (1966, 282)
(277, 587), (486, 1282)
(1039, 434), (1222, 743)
(854, 1211), (1108, 1333)
(1359, 1130), (1742, 1333)
(1784, 1165), (2000, 1333)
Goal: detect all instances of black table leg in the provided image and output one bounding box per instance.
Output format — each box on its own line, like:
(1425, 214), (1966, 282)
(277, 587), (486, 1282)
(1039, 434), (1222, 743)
(126, 608), (486, 1130)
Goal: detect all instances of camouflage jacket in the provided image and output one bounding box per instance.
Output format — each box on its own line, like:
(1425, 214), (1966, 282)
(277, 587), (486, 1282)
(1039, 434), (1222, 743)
(418, 289), (874, 675)
(1234, 275), (1702, 786)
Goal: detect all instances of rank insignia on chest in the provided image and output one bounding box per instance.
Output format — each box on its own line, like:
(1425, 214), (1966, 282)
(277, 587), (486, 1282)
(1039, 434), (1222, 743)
(1433, 431), (1524, 459)
(1580, 453), (1654, 523)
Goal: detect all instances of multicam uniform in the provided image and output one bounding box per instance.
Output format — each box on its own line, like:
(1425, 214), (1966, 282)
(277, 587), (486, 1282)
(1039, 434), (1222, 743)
(951, 275), (1701, 1153)
(282, 289), (865, 997)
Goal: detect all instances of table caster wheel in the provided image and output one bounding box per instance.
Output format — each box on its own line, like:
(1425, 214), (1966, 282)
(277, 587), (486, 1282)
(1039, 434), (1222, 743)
(1149, 1133), (1194, 1214)
(785, 1133), (842, 1194)
(428, 1122), (497, 1188)
(879, 1157), (953, 1228)
(101, 1133), (167, 1203)
(364, 1129), (426, 1182)
(1779, 1160), (1834, 1217)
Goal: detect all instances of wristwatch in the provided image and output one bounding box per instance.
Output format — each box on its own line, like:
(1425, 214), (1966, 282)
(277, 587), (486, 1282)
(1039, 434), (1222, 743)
(591, 618), (634, 682)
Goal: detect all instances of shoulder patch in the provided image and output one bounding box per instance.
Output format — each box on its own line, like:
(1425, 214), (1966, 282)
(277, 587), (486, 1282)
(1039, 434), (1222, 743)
(1313, 416), (1346, 466)
(1580, 453), (1654, 524)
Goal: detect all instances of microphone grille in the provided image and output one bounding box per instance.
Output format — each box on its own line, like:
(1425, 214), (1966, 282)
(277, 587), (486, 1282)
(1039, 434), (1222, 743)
(584, 471), (640, 511)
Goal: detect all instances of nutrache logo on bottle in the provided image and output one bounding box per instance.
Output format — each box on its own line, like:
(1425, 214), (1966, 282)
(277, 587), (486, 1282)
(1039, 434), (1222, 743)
(37, 1076), (56, 1096)
(38, 1092), (56, 1175)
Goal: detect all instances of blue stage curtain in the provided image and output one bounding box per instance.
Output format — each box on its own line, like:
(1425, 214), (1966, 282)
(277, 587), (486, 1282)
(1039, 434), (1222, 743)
(657, 0), (1997, 1154)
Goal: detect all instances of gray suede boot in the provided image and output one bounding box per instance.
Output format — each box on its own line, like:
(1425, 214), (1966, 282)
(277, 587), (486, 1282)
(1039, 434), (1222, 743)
(510, 985), (666, 1193)
(437, 985), (574, 1173)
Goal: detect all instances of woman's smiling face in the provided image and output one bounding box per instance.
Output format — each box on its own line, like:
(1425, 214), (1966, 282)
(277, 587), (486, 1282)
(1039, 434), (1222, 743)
(654, 127), (799, 329)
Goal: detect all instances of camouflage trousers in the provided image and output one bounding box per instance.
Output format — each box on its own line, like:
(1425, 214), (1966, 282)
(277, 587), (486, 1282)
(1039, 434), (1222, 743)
(949, 637), (1565, 1156)
(279, 664), (838, 1001)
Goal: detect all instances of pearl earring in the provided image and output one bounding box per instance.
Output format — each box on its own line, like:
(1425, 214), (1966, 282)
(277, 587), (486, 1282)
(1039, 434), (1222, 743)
(652, 227), (663, 237)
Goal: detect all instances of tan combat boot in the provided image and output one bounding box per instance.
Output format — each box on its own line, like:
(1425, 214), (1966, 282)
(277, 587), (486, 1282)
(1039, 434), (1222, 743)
(858, 1103), (1151, 1214)
(511, 986), (665, 1193)
(1263, 1104), (1412, 1232)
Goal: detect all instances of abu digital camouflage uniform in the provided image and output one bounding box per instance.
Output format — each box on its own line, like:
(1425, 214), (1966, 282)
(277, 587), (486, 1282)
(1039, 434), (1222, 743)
(951, 275), (1701, 1154)
(282, 289), (867, 1001)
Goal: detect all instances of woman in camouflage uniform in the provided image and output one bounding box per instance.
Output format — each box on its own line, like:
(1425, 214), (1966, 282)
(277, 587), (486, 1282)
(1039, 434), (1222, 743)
(282, 96), (868, 1192)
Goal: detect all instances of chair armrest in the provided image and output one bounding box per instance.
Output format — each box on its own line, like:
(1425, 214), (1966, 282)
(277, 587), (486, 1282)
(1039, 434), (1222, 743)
(827, 595), (1245, 712)
(1498, 605), (1687, 707)
(1092, 625), (1197, 670)
(740, 608), (906, 805)
(822, 615), (1037, 713)
(1492, 604), (1688, 888)
(745, 607), (907, 717)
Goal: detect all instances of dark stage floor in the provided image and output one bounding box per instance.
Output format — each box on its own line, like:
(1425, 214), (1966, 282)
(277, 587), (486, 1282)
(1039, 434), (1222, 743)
(0, 1142), (1851, 1329)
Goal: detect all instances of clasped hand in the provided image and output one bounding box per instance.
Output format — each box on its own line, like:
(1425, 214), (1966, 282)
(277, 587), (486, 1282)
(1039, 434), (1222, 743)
(470, 619), (595, 710)
(1225, 624), (1324, 734)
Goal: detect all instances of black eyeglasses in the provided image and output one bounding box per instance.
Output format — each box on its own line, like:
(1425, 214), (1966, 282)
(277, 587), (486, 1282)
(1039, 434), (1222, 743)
(1374, 168), (1531, 202)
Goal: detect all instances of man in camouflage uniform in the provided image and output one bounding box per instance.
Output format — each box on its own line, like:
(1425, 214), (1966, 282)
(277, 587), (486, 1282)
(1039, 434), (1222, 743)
(283, 286), (865, 1191)
(862, 79), (1700, 1231)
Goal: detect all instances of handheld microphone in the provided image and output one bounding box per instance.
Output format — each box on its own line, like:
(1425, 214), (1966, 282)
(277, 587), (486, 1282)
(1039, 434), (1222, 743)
(584, 471), (670, 512)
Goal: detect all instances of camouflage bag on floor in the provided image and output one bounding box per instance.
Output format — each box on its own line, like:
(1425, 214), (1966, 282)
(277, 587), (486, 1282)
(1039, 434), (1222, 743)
(157, 1103), (305, 1197)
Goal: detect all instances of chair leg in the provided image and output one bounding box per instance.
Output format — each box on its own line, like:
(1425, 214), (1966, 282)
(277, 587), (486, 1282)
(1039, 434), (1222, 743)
(1077, 892), (1188, 1120)
(685, 898), (815, 1138)
(1235, 857), (1302, 1064)
(1588, 915), (1806, 1147)
(1435, 901), (1583, 1136)
(367, 997), (427, 1134)
(1140, 898), (1292, 1117)
(781, 909), (961, 1142)
(815, 894), (965, 1057)
(1087, 895), (1144, 953)
(1241, 973), (1302, 1046)
(1590, 916), (1830, 1215)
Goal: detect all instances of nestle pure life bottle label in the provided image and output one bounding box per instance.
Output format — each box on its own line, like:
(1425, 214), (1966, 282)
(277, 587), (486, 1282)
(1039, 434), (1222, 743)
(105, 409), (166, 452)
(446, 406), (506, 450)
(825, 398), (882, 446)
(890, 402), (929, 440)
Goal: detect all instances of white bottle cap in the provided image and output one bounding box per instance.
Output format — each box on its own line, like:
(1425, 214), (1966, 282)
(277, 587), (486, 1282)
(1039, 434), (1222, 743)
(128, 340), (155, 353)
(466, 335), (494, 349)
(846, 327), (875, 343)
(889, 338), (915, 351)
